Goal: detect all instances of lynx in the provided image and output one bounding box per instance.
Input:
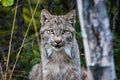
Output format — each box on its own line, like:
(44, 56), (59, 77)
(29, 9), (82, 80)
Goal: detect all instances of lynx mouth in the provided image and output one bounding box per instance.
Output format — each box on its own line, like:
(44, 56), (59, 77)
(51, 42), (64, 50)
(53, 46), (63, 51)
(54, 45), (63, 48)
(52, 44), (64, 50)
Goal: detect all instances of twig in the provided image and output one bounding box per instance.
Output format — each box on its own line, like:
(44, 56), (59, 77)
(112, 0), (119, 33)
(27, 0), (41, 52)
(9, 0), (40, 80)
(5, 0), (18, 80)
(0, 63), (4, 80)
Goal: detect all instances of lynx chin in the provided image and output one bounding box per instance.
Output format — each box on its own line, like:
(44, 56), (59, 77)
(29, 9), (82, 80)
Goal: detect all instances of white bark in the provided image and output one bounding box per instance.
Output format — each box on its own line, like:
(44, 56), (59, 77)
(77, 0), (116, 80)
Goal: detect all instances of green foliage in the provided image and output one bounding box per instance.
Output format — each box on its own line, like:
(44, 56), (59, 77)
(1, 0), (14, 7)
(113, 33), (120, 79)
(17, 39), (40, 79)
(19, 48), (40, 71)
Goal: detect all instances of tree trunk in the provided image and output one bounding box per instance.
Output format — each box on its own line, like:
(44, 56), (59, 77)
(47, 0), (54, 13)
(77, 0), (116, 80)
(15, 0), (24, 49)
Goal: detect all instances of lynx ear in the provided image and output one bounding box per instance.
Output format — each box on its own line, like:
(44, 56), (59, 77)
(64, 10), (76, 26)
(40, 9), (52, 26)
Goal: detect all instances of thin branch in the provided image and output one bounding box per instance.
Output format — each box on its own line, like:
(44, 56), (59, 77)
(112, 0), (119, 33)
(5, 0), (18, 80)
(27, 0), (41, 52)
(9, 0), (40, 80)
(0, 63), (4, 80)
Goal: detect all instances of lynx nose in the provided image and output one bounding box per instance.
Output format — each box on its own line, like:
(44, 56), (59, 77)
(54, 36), (62, 44)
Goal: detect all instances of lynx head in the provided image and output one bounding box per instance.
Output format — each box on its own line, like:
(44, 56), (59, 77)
(40, 9), (76, 58)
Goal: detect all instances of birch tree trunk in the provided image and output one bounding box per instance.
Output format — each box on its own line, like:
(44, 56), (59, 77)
(77, 0), (116, 80)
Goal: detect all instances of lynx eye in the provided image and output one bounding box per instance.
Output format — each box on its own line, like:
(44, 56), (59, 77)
(62, 30), (70, 34)
(47, 29), (54, 34)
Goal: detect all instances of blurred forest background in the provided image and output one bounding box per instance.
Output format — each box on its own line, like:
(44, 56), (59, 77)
(0, 0), (120, 80)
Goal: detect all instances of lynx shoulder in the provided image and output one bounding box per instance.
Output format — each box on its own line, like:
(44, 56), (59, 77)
(29, 9), (82, 80)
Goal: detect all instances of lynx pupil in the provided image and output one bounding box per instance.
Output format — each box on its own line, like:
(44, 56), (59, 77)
(48, 29), (54, 34)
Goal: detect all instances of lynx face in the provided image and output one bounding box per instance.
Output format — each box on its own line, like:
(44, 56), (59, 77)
(40, 9), (76, 58)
